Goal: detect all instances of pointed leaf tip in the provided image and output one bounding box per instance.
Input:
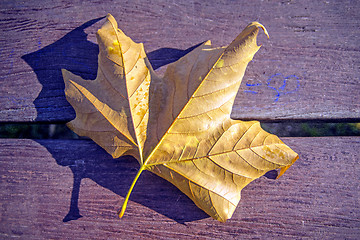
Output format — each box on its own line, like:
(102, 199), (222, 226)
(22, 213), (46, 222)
(248, 21), (269, 39)
(277, 155), (299, 179)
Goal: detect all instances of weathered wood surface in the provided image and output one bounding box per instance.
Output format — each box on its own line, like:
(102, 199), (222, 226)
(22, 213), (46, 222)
(0, 1), (359, 239)
(0, 0), (359, 122)
(0, 137), (359, 239)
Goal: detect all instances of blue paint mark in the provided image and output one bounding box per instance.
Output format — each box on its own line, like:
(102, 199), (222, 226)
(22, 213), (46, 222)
(244, 82), (262, 94)
(244, 73), (300, 102)
(266, 73), (281, 102)
(246, 83), (262, 87)
(267, 73), (300, 102)
(244, 90), (258, 94)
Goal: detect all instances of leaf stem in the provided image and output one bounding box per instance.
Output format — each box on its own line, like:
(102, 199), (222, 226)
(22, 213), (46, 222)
(118, 165), (145, 218)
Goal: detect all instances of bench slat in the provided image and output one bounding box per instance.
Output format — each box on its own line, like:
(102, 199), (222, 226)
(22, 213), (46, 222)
(0, 1), (359, 122)
(0, 137), (359, 239)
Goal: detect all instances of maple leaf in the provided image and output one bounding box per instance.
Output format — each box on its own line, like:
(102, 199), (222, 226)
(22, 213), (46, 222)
(62, 14), (298, 222)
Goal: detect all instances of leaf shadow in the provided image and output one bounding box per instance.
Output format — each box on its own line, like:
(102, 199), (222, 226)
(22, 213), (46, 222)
(24, 18), (208, 224)
(36, 139), (208, 224)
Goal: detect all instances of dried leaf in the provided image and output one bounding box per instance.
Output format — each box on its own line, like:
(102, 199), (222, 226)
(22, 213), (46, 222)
(62, 14), (298, 222)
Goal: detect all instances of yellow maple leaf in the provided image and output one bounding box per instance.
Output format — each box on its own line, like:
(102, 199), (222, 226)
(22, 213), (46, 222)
(62, 14), (298, 222)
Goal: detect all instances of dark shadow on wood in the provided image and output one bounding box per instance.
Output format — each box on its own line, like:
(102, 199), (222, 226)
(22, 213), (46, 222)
(25, 19), (209, 224)
(62, 163), (83, 222)
(264, 170), (278, 180)
(21, 17), (104, 122)
(35, 139), (208, 224)
(147, 42), (204, 70)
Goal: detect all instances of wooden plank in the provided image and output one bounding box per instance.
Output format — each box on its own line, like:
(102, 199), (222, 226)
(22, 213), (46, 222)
(0, 137), (359, 239)
(0, 0), (359, 122)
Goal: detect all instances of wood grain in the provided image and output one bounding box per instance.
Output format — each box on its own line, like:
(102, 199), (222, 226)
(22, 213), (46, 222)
(0, 1), (359, 238)
(0, 137), (359, 239)
(0, 0), (359, 122)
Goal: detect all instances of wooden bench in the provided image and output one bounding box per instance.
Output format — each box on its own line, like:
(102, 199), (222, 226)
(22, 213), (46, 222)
(1, 1), (359, 239)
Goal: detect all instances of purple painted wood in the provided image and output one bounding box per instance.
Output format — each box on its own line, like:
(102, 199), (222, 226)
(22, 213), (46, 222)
(0, 1), (359, 239)
(0, 138), (359, 239)
(0, 0), (359, 122)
